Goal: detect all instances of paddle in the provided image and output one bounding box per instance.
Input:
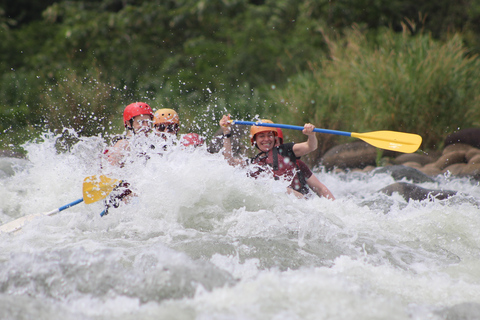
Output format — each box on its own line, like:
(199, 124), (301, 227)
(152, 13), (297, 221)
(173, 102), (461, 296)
(0, 175), (121, 233)
(232, 120), (422, 153)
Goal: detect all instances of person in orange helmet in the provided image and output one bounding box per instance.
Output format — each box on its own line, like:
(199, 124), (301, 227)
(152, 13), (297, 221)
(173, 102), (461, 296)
(219, 114), (334, 199)
(275, 128), (335, 200)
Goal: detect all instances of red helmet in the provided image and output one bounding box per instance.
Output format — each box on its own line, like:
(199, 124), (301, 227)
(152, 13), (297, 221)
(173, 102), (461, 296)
(123, 102), (153, 127)
(276, 128), (284, 141)
(181, 133), (204, 147)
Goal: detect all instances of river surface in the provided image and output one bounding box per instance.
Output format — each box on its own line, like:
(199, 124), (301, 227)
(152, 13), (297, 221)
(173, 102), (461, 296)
(1, 133), (480, 320)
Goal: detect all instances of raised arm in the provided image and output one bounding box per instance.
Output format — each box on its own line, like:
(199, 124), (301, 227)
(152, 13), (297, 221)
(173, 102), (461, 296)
(219, 115), (245, 167)
(292, 123), (318, 157)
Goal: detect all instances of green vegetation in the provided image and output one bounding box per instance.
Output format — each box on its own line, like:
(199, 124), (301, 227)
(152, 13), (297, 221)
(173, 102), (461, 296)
(1, 0), (480, 161)
(272, 26), (480, 161)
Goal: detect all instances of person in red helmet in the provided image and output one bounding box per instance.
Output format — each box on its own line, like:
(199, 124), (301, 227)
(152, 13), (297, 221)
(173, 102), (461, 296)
(219, 114), (334, 199)
(104, 102), (154, 167)
(275, 128), (335, 200)
(101, 102), (154, 215)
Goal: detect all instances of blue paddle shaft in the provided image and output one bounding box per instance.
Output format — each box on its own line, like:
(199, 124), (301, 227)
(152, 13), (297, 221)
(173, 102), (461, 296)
(44, 198), (84, 216)
(58, 198), (84, 212)
(232, 120), (352, 137)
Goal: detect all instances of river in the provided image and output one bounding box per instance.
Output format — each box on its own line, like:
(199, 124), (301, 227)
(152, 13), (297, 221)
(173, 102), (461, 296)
(1, 132), (480, 319)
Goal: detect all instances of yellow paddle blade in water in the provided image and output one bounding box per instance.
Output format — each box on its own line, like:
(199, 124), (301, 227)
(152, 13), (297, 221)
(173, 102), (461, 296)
(351, 131), (422, 153)
(83, 175), (121, 204)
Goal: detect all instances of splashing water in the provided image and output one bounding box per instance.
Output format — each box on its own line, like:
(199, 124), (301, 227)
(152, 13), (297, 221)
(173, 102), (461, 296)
(1, 133), (480, 320)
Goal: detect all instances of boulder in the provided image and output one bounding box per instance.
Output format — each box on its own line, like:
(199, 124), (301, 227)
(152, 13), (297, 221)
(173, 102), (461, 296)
(394, 153), (435, 166)
(418, 163), (442, 177)
(444, 128), (480, 148)
(442, 143), (472, 155)
(442, 163), (466, 175)
(320, 141), (377, 170)
(432, 151), (466, 170)
(461, 163), (480, 177)
(379, 182), (457, 201)
(373, 165), (435, 183)
(467, 154), (480, 165)
(465, 148), (480, 162)
(401, 161), (422, 169)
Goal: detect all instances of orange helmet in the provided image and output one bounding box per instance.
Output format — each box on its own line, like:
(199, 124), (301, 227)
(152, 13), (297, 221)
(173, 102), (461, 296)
(249, 119), (278, 145)
(123, 102), (153, 128)
(154, 109), (180, 125)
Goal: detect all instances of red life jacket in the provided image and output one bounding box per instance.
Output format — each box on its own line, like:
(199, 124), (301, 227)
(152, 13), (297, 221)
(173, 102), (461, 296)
(249, 143), (309, 194)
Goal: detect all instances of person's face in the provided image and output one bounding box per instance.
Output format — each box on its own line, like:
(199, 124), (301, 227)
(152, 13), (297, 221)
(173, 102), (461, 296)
(154, 123), (179, 136)
(255, 131), (275, 152)
(132, 114), (153, 134)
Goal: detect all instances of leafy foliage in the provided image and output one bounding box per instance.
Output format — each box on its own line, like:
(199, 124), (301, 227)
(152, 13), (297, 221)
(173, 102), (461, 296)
(1, 0), (480, 158)
(272, 26), (480, 160)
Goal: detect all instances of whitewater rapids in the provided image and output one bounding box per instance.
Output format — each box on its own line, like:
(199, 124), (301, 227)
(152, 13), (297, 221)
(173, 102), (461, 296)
(1, 133), (480, 320)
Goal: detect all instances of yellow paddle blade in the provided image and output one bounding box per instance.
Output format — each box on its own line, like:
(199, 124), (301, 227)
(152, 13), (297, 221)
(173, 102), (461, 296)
(351, 131), (422, 153)
(83, 175), (121, 204)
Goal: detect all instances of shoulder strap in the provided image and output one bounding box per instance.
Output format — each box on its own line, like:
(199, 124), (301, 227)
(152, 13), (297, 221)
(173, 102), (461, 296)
(272, 147), (279, 171)
(294, 160), (309, 190)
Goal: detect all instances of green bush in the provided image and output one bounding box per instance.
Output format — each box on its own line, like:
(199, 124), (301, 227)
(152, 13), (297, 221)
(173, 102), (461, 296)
(271, 26), (480, 162)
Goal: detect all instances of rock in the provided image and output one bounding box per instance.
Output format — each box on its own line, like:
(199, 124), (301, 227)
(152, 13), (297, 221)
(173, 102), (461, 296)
(461, 163), (480, 177)
(444, 128), (480, 148)
(320, 141), (378, 170)
(467, 154), (480, 165)
(465, 148), (480, 162)
(442, 143), (472, 155)
(401, 161), (422, 169)
(379, 182), (457, 201)
(373, 165), (435, 183)
(394, 153), (435, 166)
(442, 163), (466, 175)
(362, 165), (376, 172)
(432, 151), (466, 170)
(419, 163), (442, 177)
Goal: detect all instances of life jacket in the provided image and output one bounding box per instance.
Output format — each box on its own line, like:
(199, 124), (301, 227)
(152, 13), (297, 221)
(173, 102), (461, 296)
(249, 143), (309, 194)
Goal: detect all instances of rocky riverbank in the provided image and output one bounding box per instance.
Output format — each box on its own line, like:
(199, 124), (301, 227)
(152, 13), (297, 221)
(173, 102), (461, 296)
(320, 128), (480, 181)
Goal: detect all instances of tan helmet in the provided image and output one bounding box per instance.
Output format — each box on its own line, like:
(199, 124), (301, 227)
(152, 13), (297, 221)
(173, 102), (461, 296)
(153, 108), (180, 125)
